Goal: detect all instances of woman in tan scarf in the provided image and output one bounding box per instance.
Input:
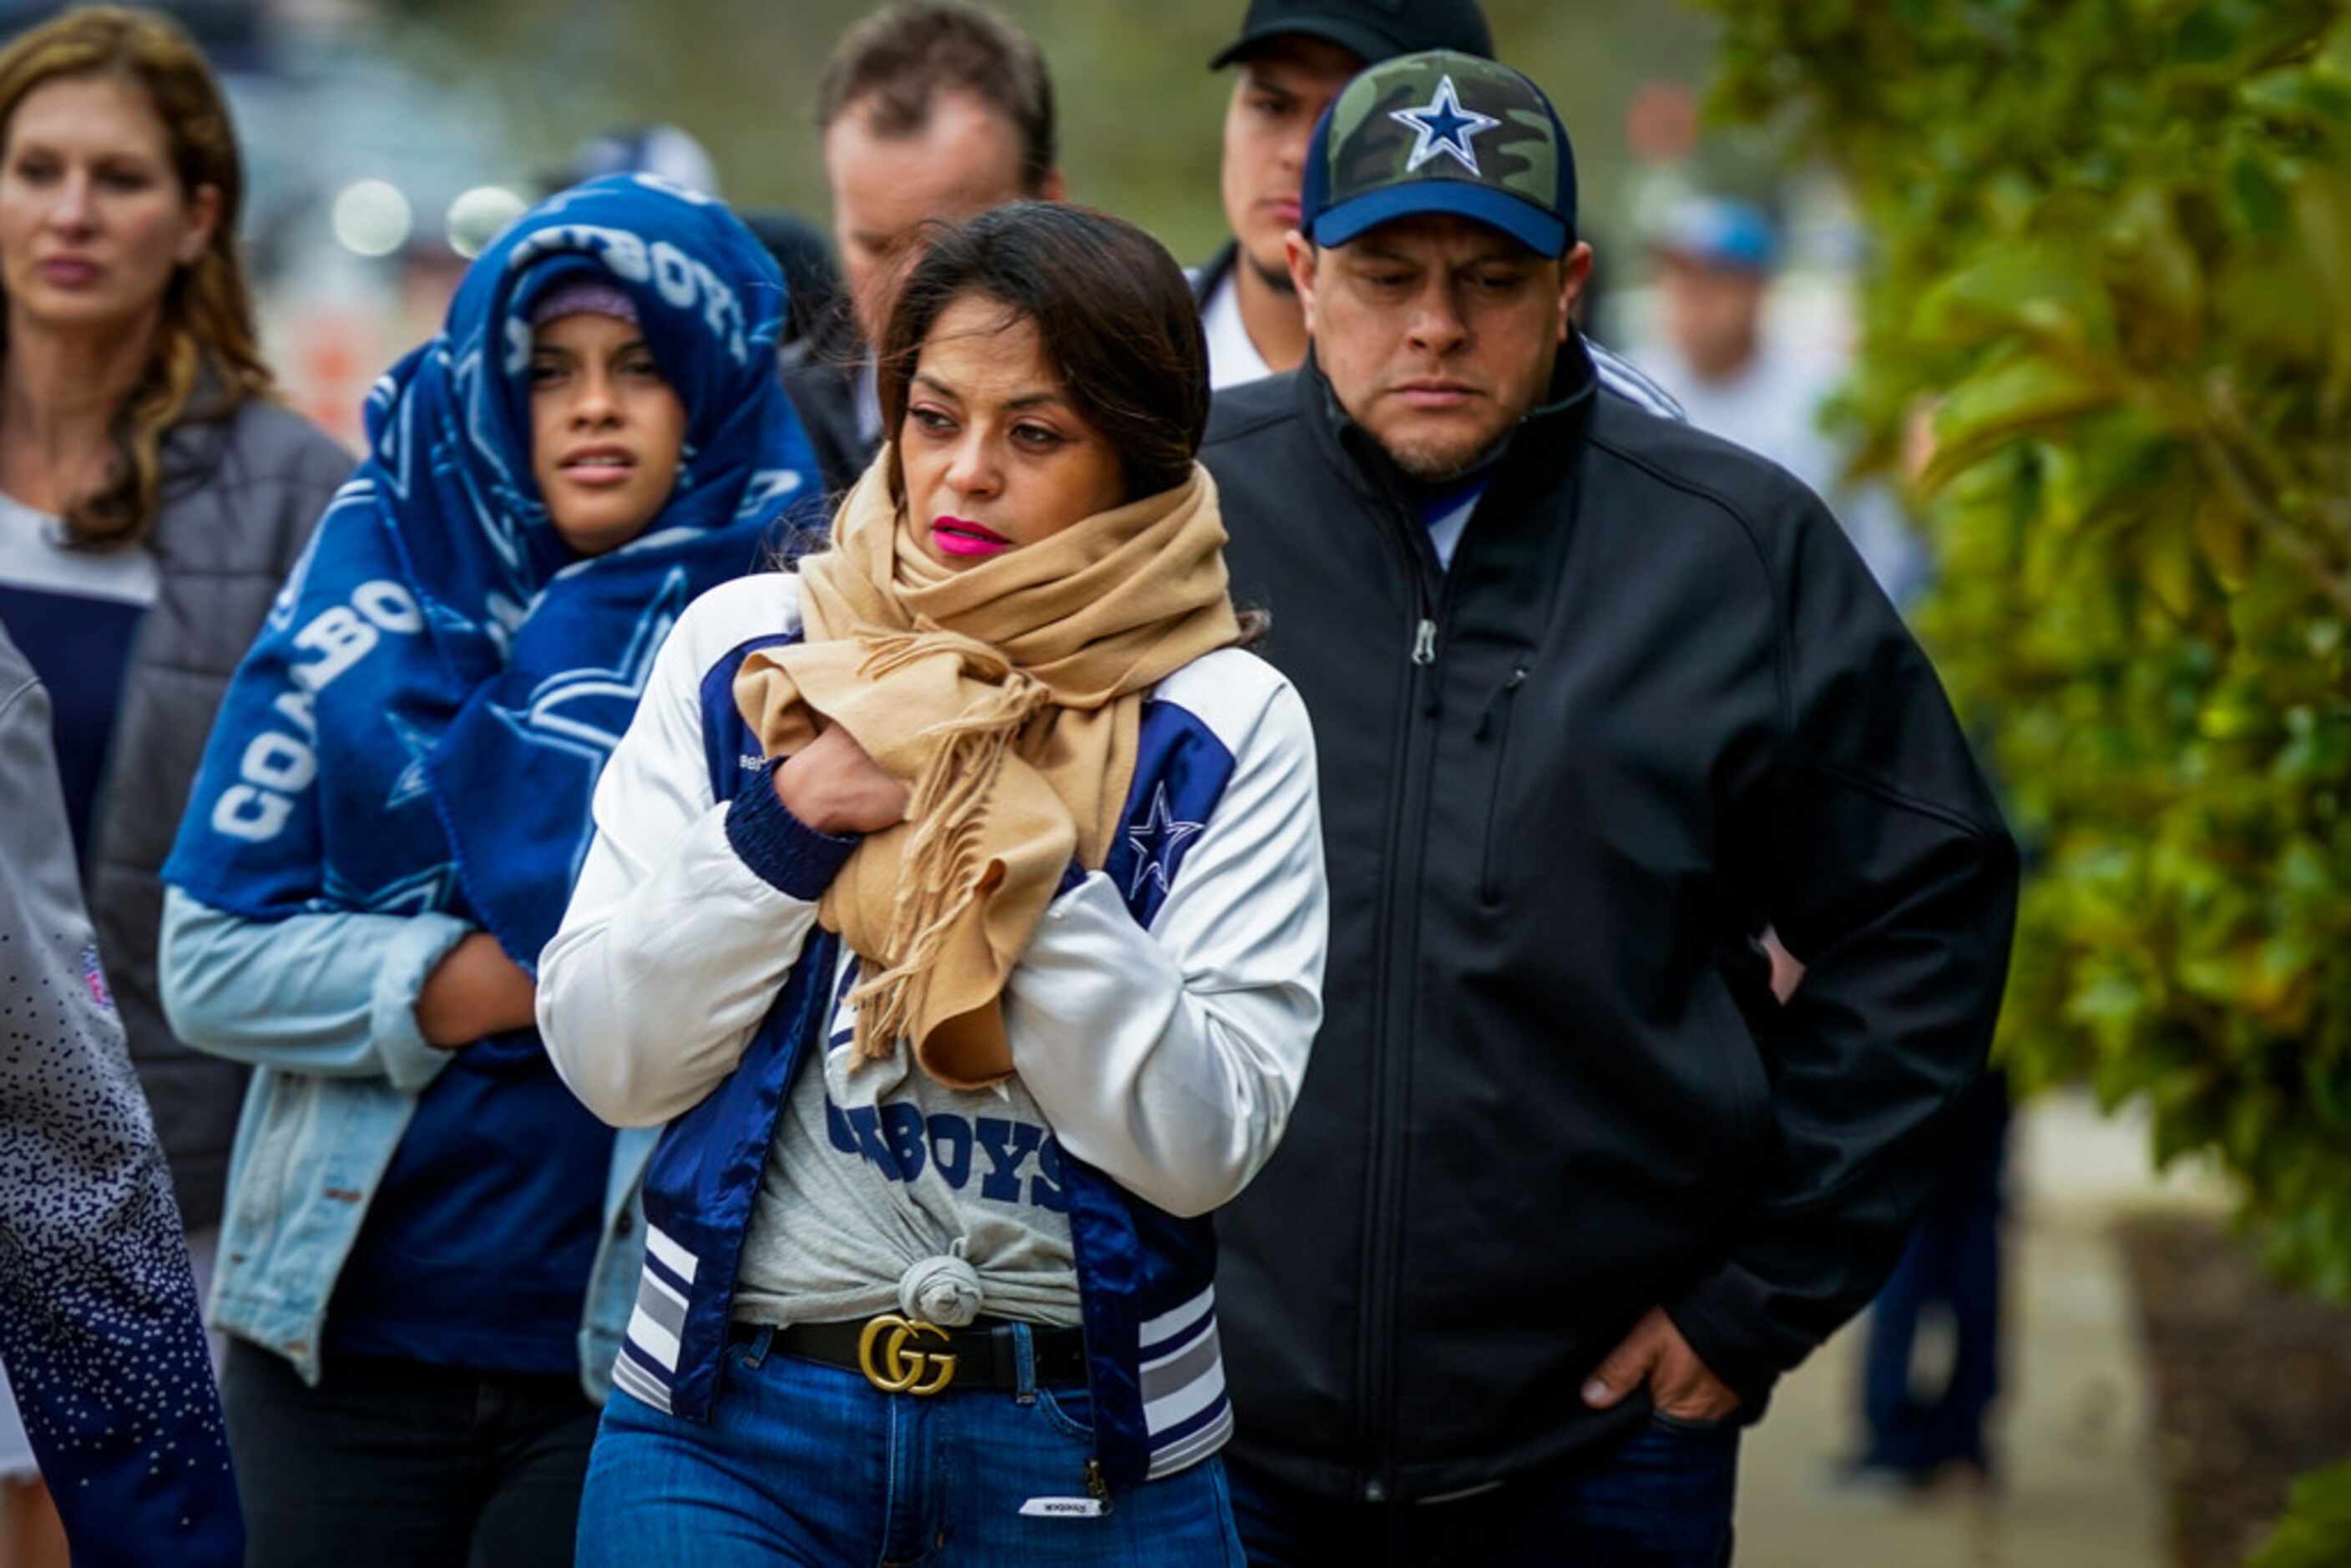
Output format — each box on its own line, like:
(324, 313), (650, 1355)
(543, 203), (1328, 1563)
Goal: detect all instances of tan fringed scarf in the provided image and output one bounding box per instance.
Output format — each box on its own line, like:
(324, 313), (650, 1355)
(734, 450), (1241, 1088)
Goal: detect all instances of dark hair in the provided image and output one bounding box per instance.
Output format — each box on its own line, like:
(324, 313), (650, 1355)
(875, 203), (1209, 508)
(815, 1), (1056, 195)
(740, 208), (842, 352)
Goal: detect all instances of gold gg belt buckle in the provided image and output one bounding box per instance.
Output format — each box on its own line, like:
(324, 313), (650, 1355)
(857, 1313), (958, 1396)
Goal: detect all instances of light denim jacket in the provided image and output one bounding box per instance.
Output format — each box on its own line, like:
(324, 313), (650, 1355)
(157, 886), (655, 1399)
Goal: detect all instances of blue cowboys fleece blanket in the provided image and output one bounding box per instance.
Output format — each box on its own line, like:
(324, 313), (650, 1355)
(165, 175), (818, 998)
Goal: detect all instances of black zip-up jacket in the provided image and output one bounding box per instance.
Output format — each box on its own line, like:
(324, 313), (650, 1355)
(780, 310), (876, 507)
(1202, 339), (2020, 1503)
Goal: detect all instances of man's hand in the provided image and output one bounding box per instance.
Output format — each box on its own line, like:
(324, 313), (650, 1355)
(775, 725), (908, 836)
(1760, 928), (1806, 1003)
(1581, 1306), (1742, 1424)
(415, 932), (538, 1050)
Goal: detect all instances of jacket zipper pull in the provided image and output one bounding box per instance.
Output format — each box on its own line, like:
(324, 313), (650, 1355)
(1412, 620), (1443, 715)
(1084, 1457), (1113, 1515)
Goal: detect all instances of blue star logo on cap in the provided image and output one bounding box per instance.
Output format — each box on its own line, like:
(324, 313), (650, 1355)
(1390, 75), (1502, 178)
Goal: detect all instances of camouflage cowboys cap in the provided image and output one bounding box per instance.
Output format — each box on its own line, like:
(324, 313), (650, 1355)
(1300, 50), (1576, 258)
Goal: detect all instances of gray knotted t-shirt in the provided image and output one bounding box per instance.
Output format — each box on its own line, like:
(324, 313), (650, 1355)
(730, 954), (1084, 1329)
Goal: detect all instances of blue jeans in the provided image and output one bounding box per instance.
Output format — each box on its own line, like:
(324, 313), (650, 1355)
(578, 1324), (1244, 1565)
(1227, 1419), (1739, 1568)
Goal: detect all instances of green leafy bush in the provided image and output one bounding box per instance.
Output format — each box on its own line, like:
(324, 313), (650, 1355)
(1695, 4), (2351, 1552)
(2250, 1459), (2351, 1567)
(1701, 0), (2351, 1287)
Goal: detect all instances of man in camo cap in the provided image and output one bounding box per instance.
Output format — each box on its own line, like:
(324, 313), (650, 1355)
(1203, 52), (2018, 1564)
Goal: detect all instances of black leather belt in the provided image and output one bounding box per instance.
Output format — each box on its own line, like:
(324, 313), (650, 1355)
(731, 1314), (1088, 1393)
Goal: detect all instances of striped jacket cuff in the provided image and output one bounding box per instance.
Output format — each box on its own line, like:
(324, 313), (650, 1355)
(725, 760), (859, 901)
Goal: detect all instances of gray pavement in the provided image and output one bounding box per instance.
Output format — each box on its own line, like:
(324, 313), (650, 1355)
(1732, 1091), (2230, 1568)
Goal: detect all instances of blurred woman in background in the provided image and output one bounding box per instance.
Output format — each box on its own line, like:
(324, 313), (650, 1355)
(0, 8), (350, 1560)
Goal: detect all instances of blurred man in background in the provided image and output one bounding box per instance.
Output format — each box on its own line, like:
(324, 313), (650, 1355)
(1636, 194), (1928, 604)
(786, 0), (1060, 498)
(1195, 0), (1490, 390)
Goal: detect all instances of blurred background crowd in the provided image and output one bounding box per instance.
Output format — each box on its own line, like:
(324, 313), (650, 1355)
(69, 0), (1839, 452)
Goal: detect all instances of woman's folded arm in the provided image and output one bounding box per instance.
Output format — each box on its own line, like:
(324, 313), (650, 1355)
(159, 887), (468, 1093)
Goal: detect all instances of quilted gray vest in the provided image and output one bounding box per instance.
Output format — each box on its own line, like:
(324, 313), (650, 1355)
(82, 396), (352, 1229)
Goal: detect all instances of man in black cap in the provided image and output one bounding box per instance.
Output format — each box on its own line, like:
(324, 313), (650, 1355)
(1202, 51), (2019, 1565)
(1197, 0), (1681, 416)
(1196, 0), (1489, 391)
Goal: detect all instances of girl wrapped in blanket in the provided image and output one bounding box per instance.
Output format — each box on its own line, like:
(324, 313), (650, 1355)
(156, 175), (817, 1568)
(539, 202), (1328, 1565)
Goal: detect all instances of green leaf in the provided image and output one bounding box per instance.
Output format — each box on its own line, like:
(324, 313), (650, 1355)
(2143, 496), (2204, 619)
(1914, 242), (2115, 350)
(2293, 169), (2351, 313)
(2243, 70), (2351, 131)
(2318, 15), (2351, 80)
(2291, 169), (2351, 410)
(2230, 154), (2293, 237)
(2172, 2), (2244, 66)
(2108, 184), (2205, 350)
(2195, 491), (2253, 590)
(1923, 355), (2116, 491)
(2248, 1459), (2351, 1568)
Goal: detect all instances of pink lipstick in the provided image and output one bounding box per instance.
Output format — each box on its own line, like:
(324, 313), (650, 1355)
(932, 514), (1013, 559)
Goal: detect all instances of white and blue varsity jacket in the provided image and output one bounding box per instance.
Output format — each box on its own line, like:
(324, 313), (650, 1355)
(537, 572), (1327, 1489)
